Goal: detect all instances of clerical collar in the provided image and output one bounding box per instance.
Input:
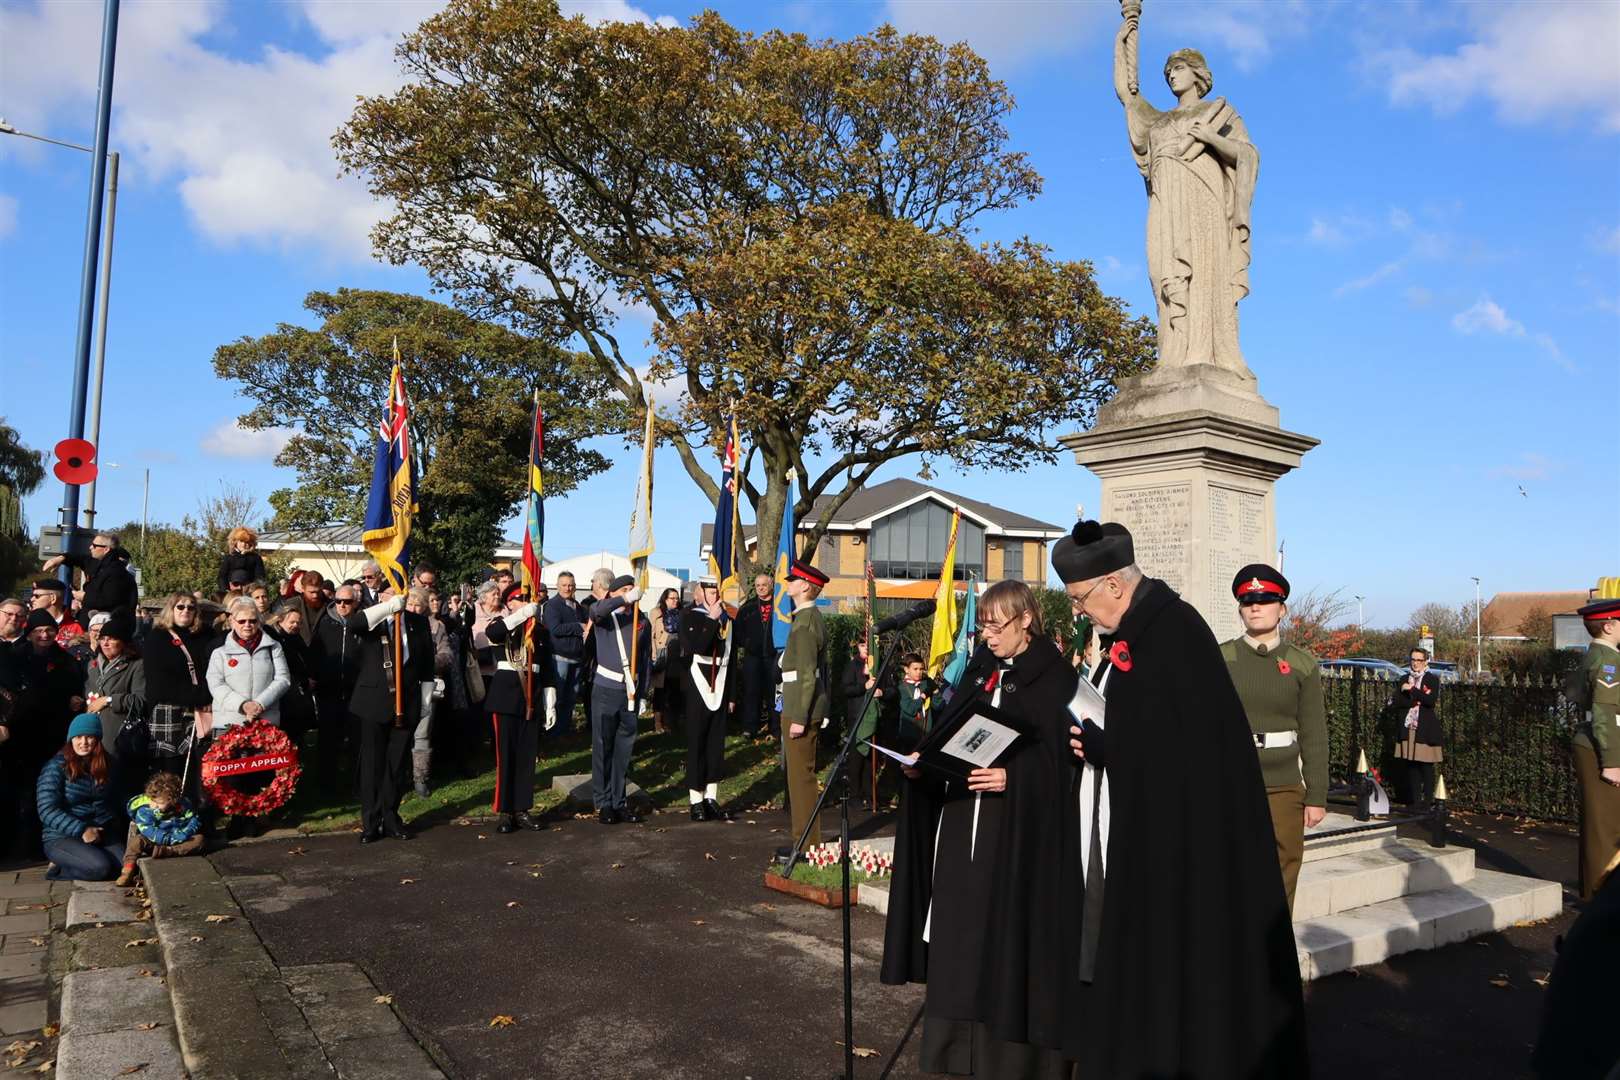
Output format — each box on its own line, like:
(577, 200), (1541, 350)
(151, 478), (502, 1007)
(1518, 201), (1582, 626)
(1243, 632), (1281, 655)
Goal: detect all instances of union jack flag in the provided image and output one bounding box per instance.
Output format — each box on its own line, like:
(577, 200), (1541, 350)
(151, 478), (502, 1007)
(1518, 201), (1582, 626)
(362, 340), (416, 591)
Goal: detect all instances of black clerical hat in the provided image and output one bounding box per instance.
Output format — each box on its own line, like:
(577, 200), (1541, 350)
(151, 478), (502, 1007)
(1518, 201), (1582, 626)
(1051, 521), (1134, 585)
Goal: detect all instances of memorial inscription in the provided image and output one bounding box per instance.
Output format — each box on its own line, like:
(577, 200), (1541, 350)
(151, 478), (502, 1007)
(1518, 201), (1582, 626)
(1109, 483), (1190, 594)
(1207, 484), (1267, 641)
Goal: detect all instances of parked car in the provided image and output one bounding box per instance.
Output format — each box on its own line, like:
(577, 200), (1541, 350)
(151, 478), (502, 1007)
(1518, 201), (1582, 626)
(1320, 657), (1405, 679)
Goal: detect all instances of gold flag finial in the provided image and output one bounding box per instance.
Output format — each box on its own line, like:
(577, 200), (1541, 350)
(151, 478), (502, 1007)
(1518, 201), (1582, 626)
(1433, 774), (1448, 802)
(1355, 749), (1369, 775)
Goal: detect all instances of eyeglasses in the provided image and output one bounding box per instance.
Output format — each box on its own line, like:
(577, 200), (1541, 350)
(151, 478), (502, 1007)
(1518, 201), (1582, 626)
(90, 542), (109, 550)
(233, 618), (260, 626)
(1410, 657), (1427, 664)
(173, 604), (196, 612)
(333, 598), (356, 605)
(975, 614), (1018, 635)
(1068, 578), (1107, 613)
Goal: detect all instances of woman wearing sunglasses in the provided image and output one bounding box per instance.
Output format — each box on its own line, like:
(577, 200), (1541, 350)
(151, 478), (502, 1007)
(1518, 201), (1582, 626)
(144, 593), (221, 791)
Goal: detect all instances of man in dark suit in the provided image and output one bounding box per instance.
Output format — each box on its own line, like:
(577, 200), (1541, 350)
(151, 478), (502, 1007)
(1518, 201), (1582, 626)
(343, 588), (434, 843)
(733, 571), (779, 739)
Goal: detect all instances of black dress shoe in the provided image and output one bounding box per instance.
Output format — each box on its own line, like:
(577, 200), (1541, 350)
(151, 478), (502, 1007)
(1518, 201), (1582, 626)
(383, 823), (414, 841)
(359, 828), (381, 845)
(514, 812), (544, 831)
(618, 807), (643, 824)
(773, 845), (792, 863)
(690, 803), (709, 822)
(496, 813), (515, 834)
(598, 808), (620, 825)
(702, 799), (733, 822)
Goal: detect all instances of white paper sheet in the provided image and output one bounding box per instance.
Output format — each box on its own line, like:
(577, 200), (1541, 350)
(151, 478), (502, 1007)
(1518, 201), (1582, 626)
(1068, 675), (1107, 729)
(865, 740), (918, 766)
(941, 713), (1019, 769)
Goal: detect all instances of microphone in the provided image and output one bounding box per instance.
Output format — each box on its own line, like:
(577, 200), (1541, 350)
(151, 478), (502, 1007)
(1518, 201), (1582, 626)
(874, 599), (936, 634)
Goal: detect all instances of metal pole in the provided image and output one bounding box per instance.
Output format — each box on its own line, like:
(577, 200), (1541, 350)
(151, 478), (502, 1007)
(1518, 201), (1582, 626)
(141, 468), (149, 558)
(83, 150), (120, 527)
(1473, 577), (1483, 673)
(58, 0), (122, 577)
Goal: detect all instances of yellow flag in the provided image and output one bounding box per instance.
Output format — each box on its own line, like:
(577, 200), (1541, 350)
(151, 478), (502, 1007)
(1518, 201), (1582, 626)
(928, 509), (961, 678)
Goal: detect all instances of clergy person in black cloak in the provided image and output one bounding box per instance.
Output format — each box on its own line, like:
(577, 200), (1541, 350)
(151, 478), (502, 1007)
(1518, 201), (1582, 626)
(881, 580), (1083, 1078)
(1056, 520), (1308, 1078)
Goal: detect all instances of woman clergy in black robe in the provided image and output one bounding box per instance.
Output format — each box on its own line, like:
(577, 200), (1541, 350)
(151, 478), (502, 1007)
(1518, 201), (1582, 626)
(1055, 520), (1308, 1079)
(881, 580), (1082, 1079)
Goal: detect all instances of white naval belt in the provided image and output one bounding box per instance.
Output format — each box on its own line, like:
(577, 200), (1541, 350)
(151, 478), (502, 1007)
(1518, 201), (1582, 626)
(692, 655), (725, 667)
(496, 661), (543, 673)
(595, 666), (626, 683)
(555, 656), (580, 666)
(1252, 730), (1298, 749)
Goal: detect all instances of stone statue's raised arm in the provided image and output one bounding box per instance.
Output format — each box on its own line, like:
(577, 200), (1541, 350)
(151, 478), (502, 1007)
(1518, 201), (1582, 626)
(1115, 0), (1141, 105)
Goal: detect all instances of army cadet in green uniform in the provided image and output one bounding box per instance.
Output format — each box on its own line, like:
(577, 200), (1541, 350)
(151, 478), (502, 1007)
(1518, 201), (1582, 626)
(1220, 564), (1328, 914)
(777, 559), (829, 858)
(1569, 598), (1620, 900)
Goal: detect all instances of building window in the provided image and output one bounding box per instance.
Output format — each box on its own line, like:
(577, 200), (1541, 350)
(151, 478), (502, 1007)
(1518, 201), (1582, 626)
(1002, 540), (1024, 580)
(870, 501), (985, 580)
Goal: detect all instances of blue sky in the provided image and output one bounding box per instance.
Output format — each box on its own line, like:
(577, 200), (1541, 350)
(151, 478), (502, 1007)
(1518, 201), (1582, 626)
(1, 0), (1616, 627)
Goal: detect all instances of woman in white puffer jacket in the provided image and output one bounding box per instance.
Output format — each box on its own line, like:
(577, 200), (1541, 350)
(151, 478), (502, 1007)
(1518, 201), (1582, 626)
(205, 597), (291, 730)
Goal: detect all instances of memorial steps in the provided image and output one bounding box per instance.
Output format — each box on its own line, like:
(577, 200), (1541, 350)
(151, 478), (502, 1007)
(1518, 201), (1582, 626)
(853, 812), (1562, 981)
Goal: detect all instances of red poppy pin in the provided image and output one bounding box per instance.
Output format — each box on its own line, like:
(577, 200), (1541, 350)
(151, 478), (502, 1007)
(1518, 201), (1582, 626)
(227, 657), (239, 668)
(1277, 659), (1292, 675)
(1108, 640), (1133, 672)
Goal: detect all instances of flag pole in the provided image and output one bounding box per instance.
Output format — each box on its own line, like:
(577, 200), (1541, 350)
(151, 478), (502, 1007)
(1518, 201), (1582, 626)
(525, 390), (539, 713)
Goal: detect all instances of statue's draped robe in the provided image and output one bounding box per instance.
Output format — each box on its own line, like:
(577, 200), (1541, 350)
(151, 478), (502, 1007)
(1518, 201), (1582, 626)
(1126, 95), (1258, 373)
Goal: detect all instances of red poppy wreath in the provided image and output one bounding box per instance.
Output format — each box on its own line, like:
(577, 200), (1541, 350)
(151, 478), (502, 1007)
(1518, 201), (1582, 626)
(201, 720), (301, 816)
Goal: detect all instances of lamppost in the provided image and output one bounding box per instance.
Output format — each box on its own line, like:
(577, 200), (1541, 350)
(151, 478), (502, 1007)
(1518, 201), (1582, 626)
(1471, 576), (1483, 674)
(1353, 594), (1364, 626)
(0, 122), (121, 530)
(3, 0), (122, 578)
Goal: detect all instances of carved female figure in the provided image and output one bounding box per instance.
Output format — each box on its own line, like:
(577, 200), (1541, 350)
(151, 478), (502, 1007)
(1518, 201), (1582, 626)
(1114, 1), (1258, 376)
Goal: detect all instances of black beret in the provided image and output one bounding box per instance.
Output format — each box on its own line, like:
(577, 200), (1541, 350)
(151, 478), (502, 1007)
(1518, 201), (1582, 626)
(1232, 563), (1289, 602)
(1578, 599), (1620, 622)
(1051, 521), (1134, 585)
(24, 609), (57, 634)
(500, 582), (528, 605)
(610, 574), (636, 591)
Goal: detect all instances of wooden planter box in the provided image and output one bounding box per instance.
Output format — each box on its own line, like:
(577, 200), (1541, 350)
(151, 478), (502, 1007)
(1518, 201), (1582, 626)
(763, 871), (858, 908)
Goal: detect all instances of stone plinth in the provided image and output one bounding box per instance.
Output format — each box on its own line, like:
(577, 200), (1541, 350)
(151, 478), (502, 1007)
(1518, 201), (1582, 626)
(1062, 365), (1318, 642)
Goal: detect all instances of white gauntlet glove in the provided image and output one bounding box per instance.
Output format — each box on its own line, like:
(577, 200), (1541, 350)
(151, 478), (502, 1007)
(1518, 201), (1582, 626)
(544, 686), (558, 731)
(501, 602), (539, 631)
(362, 593), (406, 631)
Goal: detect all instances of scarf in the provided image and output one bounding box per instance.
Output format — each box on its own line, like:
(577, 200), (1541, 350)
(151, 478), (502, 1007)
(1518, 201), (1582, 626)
(233, 630), (263, 654)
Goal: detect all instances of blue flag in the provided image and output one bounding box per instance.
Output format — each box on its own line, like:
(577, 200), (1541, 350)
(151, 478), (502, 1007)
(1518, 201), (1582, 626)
(361, 351), (415, 591)
(771, 470), (796, 651)
(942, 576), (978, 689)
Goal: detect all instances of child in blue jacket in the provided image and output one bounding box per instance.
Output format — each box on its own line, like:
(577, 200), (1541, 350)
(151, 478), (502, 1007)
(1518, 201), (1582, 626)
(116, 771), (203, 885)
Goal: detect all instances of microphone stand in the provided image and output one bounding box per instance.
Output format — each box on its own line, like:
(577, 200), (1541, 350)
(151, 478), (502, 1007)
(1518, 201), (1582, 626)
(781, 628), (908, 1080)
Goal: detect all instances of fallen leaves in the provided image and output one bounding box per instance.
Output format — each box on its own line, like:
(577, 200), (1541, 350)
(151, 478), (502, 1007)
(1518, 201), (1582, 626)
(691, 919), (706, 926)
(506, 901), (522, 908)
(287, 846), (308, 856)
(204, 914), (234, 924)
(118, 1065), (148, 1075)
(704, 852), (717, 862)
(488, 1015), (516, 1028)
(399, 878), (417, 886)
(1489, 975), (1511, 988)
(135, 969), (157, 978)
(374, 994), (394, 1005)
(124, 937), (158, 949)
(135, 1022), (159, 1031)
(188, 936), (204, 944)
(835, 1041), (879, 1058)
(1532, 974), (1550, 988)
(33, 1061), (52, 1074)
(610, 863), (626, 871)
(27, 937), (46, 947)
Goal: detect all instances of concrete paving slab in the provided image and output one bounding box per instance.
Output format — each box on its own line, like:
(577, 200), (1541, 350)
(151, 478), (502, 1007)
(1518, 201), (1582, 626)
(0, 993), (47, 1036)
(322, 1032), (444, 1080)
(0, 951), (46, 978)
(61, 963), (172, 1037)
(57, 1023), (187, 1080)
(551, 772), (649, 806)
(0, 912), (49, 934)
(68, 922), (163, 972)
(65, 881), (144, 928)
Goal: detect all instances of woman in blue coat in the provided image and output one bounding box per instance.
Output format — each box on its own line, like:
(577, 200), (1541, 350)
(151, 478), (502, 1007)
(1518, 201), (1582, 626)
(36, 714), (124, 880)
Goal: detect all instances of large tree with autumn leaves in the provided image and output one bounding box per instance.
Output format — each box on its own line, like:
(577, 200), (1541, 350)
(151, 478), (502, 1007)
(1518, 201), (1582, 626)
(336, 1), (1155, 558)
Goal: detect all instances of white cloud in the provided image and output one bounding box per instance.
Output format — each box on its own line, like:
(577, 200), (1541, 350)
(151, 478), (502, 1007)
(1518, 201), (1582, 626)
(0, 193), (17, 240)
(1451, 297), (1523, 336)
(1155, 0), (1316, 73)
(1387, 207), (1413, 232)
(0, 0), (677, 261)
(882, 0), (1109, 70)
(1594, 224), (1620, 254)
(1451, 296), (1573, 372)
(1333, 260), (1402, 296)
(1488, 453), (1561, 482)
(200, 419), (298, 460)
(1403, 285), (1434, 308)
(1306, 217), (1346, 247)
(1377, 1), (1620, 132)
